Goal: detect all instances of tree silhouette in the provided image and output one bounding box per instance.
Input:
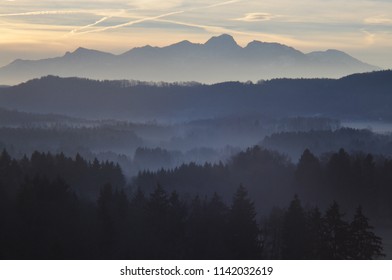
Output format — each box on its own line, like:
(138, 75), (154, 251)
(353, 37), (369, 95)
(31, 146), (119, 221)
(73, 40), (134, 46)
(326, 149), (352, 203)
(306, 207), (326, 259)
(128, 187), (148, 259)
(146, 184), (170, 259)
(295, 149), (322, 201)
(204, 192), (230, 259)
(0, 149), (388, 260)
(349, 206), (384, 259)
(16, 175), (79, 259)
(97, 183), (115, 258)
(262, 207), (285, 259)
(166, 191), (187, 258)
(323, 201), (351, 259)
(282, 195), (307, 259)
(186, 195), (208, 259)
(228, 185), (261, 259)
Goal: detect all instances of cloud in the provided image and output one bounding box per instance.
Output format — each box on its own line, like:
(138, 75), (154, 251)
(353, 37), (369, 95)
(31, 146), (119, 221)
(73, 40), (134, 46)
(234, 12), (278, 22)
(128, 0), (184, 10)
(361, 29), (376, 45)
(365, 15), (392, 25)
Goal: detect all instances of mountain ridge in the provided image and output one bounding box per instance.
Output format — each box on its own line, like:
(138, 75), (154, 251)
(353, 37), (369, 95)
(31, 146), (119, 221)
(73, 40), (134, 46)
(0, 34), (380, 85)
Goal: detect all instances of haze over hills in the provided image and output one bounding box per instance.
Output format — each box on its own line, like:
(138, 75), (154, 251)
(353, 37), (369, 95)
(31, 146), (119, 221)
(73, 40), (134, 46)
(0, 34), (379, 85)
(0, 70), (391, 122)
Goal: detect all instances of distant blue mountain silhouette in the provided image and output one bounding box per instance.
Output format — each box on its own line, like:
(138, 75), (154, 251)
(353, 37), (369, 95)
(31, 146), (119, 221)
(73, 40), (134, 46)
(0, 34), (379, 85)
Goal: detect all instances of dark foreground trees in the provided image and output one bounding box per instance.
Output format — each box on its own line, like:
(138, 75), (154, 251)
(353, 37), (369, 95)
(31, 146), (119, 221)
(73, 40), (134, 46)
(0, 149), (385, 259)
(263, 198), (384, 260)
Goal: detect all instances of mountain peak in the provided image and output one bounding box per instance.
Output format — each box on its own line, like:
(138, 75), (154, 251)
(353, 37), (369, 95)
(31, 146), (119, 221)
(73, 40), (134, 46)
(166, 40), (198, 49)
(205, 34), (239, 48)
(307, 49), (356, 62)
(246, 40), (286, 48)
(64, 47), (110, 58)
(325, 49), (349, 56)
(173, 40), (192, 46)
(308, 49), (349, 57)
(73, 47), (93, 54)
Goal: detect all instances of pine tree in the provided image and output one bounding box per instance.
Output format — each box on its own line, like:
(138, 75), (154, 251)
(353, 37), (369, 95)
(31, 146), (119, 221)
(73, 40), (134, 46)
(228, 185), (261, 259)
(205, 192), (230, 259)
(323, 201), (351, 259)
(349, 206), (384, 259)
(295, 149), (322, 201)
(282, 195), (307, 259)
(306, 207), (326, 259)
(186, 195), (208, 259)
(262, 207), (285, 259)
(97, 183), (115, 258)
(146, 184), (170, 258)
(166, 191), (187, 258)
(128, 187), (148, 259)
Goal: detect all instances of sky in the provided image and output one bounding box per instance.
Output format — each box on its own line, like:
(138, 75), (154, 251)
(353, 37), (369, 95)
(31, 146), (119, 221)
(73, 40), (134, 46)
(1, 0), (392, 68)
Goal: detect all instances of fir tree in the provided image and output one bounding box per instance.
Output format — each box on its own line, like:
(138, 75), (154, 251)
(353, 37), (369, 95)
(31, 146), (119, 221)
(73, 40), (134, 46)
(282, 195), (307, 259)
(228, 185), (261, 259)
(349, 206), (384, 259)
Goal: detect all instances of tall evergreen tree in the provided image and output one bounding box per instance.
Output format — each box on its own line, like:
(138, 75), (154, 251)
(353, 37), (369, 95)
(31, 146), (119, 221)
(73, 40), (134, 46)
(295, 149), (322, 201)
(282, 195), (307, 259)
(146, 184), (170, 259)
(323, 201), (351, 259)
(166, 191), (187, 258)
(306, 207), (326, 259)
(205, 192), (230, 259)
(262, 207), (285, 259)
(97, 183), (115, 258)
(128, 187), (148, 259)
(186, 195), (208, 259)
(228, 185), (261, 259)
(349, 206), (384, 259)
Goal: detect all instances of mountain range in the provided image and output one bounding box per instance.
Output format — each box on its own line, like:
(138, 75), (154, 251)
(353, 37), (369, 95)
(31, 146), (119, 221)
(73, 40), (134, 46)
(0, 34), (379, 85)
(0, 70), (391, 121)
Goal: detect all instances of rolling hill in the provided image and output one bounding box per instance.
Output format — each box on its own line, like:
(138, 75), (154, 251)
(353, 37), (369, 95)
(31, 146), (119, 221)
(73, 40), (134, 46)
(0, 70), (391, 121)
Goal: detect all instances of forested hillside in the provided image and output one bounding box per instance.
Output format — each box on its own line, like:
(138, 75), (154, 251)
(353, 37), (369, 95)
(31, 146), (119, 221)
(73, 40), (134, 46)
(0, 71), (391, 121)
(0, 150), (384, 259)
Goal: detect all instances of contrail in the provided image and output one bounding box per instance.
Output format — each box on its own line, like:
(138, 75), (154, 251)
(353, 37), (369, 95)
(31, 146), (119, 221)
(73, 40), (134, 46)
(71, 10), (184, 35)
(70, 0), (242, 35)
(204, 0), (241, 9)
(0, 10), (81, 17)
(156, 18), (254, 36)
(70, 16), (110, 34)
